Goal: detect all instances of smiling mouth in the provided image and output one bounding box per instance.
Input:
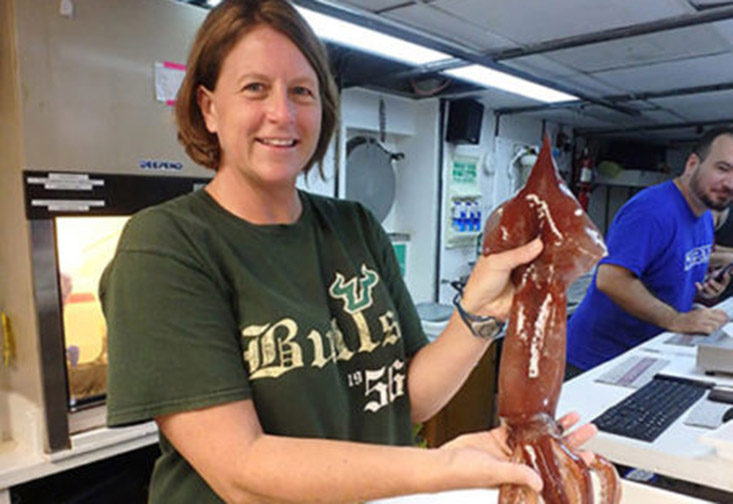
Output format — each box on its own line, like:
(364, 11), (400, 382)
(258, 138), (298, 147)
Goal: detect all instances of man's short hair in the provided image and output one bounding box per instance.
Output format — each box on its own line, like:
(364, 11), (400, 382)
(692, 126), (733, 162)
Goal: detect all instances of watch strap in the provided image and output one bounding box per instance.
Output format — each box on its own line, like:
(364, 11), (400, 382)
(452, 292), (505, 340)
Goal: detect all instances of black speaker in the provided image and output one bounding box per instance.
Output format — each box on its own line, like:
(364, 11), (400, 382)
(446, 99), (484, 144)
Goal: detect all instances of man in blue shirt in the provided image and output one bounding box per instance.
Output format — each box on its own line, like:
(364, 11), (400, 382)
(567, 128), (733, 375)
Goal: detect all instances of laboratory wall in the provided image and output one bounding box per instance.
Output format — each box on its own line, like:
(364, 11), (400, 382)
(339, 88), (440, 305)
(0, 0), (445, 451)
(15, 0), (209, 177)
(0, 0), (211, 451)
(0, 0), (643, 454)
(586, 143), (683, 236)
(0, 0), (34, 446)
(437, 109), (574, 305)
(335, 91), (581, 308)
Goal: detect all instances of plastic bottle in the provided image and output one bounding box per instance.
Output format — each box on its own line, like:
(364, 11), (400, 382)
(471, 201), (480, 231)
(458, 200), (467, 232)
(452, 200), (461, 231)
(465, 201), (472, 231)
(471, 202), (480, 231)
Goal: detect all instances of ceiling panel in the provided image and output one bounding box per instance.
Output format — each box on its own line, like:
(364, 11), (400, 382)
(502, 55), (579, 78)
(313, 0), (733, 134)
(712, 18), (733, 44)
(542, 26), (730, 73)
(690, 0), (733, 8)
(495, 61), (632, 99)
(383, 3), (512, 52)
(501, 60), (637, 100)
(575, 106), (669, 127)
(431, 0), (691, 45)
(471, 87), (548, 109)
(647, 89), (733, 120)
(590, 52), (733, 92)
(335, 0), (411, 13)
(518, 108), (620, 130)
(637, 108), (689, 124)
(552, 72), (631, 97)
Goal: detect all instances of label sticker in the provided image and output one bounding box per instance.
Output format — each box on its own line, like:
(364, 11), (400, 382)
(31, 199), (106, 212)
(27, 173), (104, 191)
(154, 61), (186, 106)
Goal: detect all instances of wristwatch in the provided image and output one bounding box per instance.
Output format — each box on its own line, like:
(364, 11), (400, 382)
(452, 292), (505, 340)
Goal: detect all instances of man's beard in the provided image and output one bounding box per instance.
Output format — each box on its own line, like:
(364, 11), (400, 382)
(690, 170), (731, 211)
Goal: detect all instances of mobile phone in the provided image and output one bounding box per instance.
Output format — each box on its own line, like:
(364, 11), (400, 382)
(713, 263), (733, 282)
(708, 388), (733, 404)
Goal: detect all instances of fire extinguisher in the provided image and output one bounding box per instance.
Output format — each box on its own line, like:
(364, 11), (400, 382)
(576, 147), (593, 211)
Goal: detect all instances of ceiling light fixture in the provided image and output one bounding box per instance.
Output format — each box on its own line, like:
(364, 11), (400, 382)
(445, 65), (578, 104)
(196, 1), (577, 103)
(295, 7), (452, 66)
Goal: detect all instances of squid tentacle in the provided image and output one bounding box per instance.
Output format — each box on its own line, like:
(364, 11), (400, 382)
(554, 438), (593, 503)
(533, 437), (571, 504)
(590, 455), (622, 504)
(552, 438), (592, 504)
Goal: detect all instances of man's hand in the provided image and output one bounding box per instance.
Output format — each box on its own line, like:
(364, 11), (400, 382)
(668, 306), (728, 334)
(596, 263), (729, 334)
(696, 265), (733, 300)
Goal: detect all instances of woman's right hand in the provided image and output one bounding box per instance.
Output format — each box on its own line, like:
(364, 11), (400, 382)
(459, 238), (543, 321)
(438, 426), (543, 493)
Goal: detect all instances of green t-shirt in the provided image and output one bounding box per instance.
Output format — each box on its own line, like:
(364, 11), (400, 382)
(100, 189), (428, 503)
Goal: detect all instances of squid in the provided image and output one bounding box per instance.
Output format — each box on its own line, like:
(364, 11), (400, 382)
(482, 137), (621, 503)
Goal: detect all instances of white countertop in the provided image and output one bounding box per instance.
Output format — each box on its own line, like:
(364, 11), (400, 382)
(556, 303), (733, 493)
(370, 480), (709, 503)
(0, 421), (158, 490)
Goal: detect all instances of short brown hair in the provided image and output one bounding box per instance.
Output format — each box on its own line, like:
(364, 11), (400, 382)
(692, 126), (733, 162)
(176, 0), (339, 173)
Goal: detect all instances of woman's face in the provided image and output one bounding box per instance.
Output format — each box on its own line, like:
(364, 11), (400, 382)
(198, 25), (322, 188)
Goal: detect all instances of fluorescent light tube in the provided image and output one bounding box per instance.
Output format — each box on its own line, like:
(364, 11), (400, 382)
(445, 65), (578, 103)
(296, 7), (451, 66)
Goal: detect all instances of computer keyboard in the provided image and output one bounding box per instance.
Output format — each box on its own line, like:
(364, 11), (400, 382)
(592, 374), (714, 442)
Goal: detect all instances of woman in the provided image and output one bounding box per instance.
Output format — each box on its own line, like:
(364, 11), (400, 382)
(101, 1), (595, 502)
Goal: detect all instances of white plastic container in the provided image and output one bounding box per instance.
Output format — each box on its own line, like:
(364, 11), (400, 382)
(700, 419), (733, 461)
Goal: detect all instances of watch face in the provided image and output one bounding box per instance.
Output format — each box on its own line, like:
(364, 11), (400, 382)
(475, 319), (501, 339)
